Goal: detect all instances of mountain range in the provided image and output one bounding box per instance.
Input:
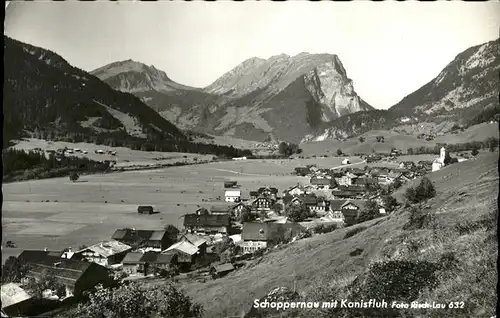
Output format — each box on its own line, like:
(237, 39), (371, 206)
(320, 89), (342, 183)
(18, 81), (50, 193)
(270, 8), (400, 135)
(92, 38), (499, 143)
(4, 35), (498, 148)
(92, 53), (374, 143)
(2, 36), (250, 158)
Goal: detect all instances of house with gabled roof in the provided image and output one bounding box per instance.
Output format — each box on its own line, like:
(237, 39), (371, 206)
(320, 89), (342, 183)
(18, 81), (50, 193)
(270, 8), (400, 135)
(353, 177), (378, 188)
(283, 195), (303, 206)
(328, 200), (367, 226)
(332, 189), (365, 199)
(122, 251), (178, 276)
(283, 184), (305, 197)
(72, 240), (132, 267)
(209, 202), (249, 219)
(224, 189), (241, 203)
(17, 251), (112, 298)
(310, 177), (336, 190)
(1, 283), (37, 317)
(210, 203), (233, 215)
(111, 229), (172, 251)
(240, 222), (305, 254)
(183, 213), (231, 235)
(251, 194), (276, 213)
(258, 187), (279, 200)
(179, 233), (208, 255)
(162, 240), (200, 266)
(338, 172), (358, 186)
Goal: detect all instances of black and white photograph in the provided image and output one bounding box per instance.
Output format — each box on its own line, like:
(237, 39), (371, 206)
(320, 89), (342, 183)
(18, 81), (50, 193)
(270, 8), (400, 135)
(1, 1), (499, 317)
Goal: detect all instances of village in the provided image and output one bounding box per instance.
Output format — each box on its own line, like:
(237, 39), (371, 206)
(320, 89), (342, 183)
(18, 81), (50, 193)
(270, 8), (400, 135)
(1, 146), (473, 316)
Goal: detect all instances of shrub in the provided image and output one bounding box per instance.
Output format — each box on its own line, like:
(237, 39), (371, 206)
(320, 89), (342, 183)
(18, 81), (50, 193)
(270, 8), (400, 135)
(75, 282), (203, 318)
(382, 195), (398, 213)
(344, 226), (367, 239)
(356, 200), (380, 223)
(471, 148), (479, 156)
(403, 206), (435, 230)
(349, 248), (364, 257)
(405, 177), (436, 204)
(313, 223), (338, 234)
(344, 260), (441, 317)
(404, 187), (418, 204)
(415, 177), (436, 200)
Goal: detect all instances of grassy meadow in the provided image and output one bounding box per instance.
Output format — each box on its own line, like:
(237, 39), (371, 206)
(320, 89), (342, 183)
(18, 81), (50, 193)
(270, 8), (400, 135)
(182, 152), (498, 317)
(1, 156), (364, 264)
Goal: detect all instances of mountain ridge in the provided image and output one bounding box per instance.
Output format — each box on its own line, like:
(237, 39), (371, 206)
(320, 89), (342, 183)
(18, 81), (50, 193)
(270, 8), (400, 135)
(94, 52), (374, 143)
(303, 38), (500, 142)
(3, 36), (252, 158)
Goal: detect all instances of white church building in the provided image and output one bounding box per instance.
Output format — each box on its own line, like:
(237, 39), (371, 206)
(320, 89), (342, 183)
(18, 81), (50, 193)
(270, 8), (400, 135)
(432, 147), (447, 172)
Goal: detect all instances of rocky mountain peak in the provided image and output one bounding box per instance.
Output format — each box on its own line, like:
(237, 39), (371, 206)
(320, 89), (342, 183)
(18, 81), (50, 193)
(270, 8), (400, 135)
(91, 59), (199, 94)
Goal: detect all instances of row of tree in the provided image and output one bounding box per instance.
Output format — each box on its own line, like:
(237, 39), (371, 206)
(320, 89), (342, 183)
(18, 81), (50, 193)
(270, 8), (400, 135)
(3, 149), (111, 182)
(407, 137), (498, 155)
(278, 142), (302, 157)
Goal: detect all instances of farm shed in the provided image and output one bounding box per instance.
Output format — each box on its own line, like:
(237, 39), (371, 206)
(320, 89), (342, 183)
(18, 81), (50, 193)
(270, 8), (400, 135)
(137, 205), (154, 214)
(210, 263), (235, 279)
(342, 158), (350, 165)
(224, 181), (238, 188)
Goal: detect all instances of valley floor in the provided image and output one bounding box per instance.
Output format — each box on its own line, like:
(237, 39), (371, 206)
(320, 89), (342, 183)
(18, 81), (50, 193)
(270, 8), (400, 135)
(2, 156), (360, 264)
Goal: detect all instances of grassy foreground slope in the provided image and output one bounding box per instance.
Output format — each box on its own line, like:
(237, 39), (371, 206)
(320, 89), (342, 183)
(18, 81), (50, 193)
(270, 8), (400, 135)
(184, 152), (498, 317)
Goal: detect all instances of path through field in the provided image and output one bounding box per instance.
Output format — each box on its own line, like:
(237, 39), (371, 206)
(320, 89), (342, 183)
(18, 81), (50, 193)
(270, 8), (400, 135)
(210, 168), (271, 177)
(329, 160), (367, 170)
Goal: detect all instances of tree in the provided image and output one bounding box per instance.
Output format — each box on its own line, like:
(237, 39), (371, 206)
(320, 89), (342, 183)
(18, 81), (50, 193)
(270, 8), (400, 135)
(486, 137), (498, 152)
(272, 202), (284, 215)
(1, 257), (30, 284)
(392, 179), (403, 190)
(405, 177), (436, 204)
(336, 148), (343, 156)
(359, 137), (365, 143)
(278, 142), (301, 157)
(286, 203), (311, 222)
(69, 172), (79, 182)
(415, 177), (436, 201)
(471, 148), (479, 156)
(382, 195), (398, 213)
(25, 270), (66, 299)
(404, 187), (418, 204)
(164, 225), (180, 244)
(357, 200), (380, 223)
(75, 282), (203, 318)
(407, 148), (414, 155)
(241, 209), (257, 223)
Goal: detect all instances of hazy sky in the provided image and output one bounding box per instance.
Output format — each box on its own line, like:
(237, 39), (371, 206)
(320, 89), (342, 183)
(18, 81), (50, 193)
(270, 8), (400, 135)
(5, 1), (500, 109)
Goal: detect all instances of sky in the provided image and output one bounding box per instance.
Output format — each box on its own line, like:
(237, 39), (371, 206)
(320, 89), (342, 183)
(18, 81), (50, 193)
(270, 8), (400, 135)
(4, 1), (500, 109)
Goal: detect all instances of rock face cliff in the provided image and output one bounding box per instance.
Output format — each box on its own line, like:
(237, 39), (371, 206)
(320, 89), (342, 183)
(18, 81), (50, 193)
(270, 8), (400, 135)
(94, 53), (372, 142)
(304, 39), (500, 142)
(205, 53), (372, 121)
